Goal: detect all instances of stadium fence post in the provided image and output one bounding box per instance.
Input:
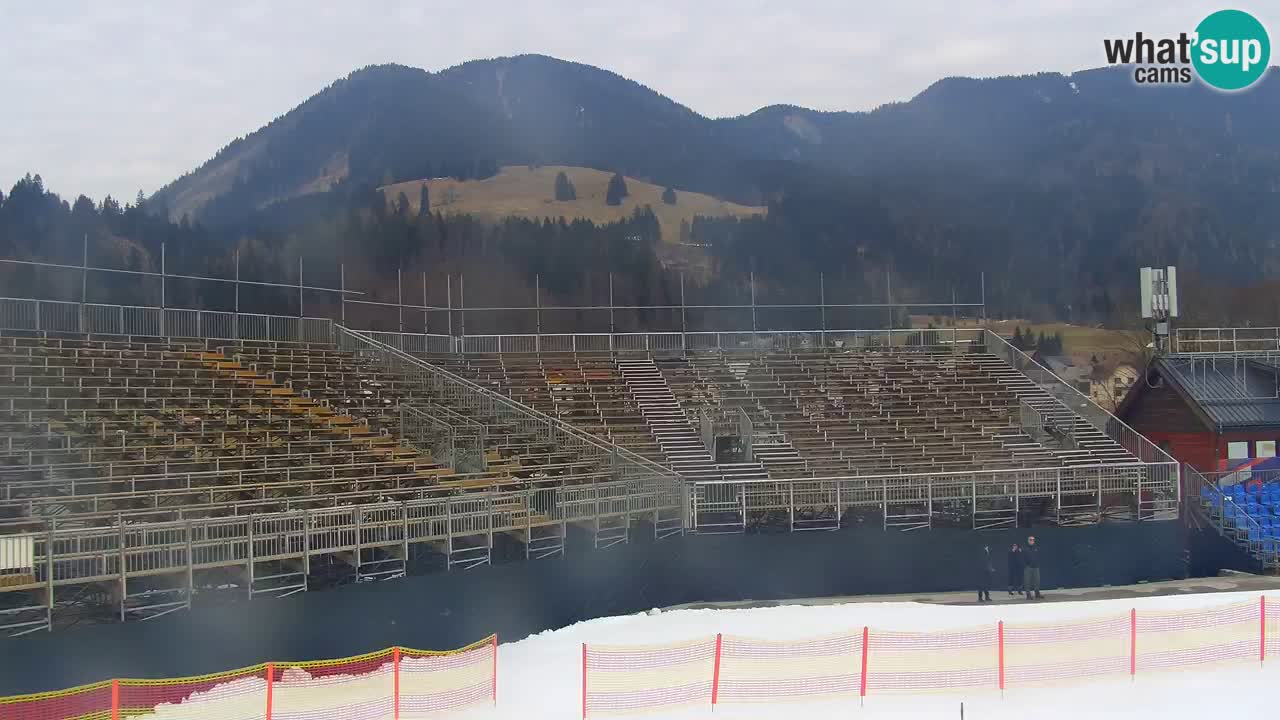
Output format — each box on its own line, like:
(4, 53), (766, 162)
(581, 643), (588, 720)
(492, 634), (499, 705)
(1262, 596), (1267, 665)
(393, 647), (401, 720)
(111, 678), (119, 720)
(860, 626), (869, 706)
(266, 662), (274, 720)
(1129, 609), (1136, 681)
(711, 633), (723, 708)
(997, 621), (1005, 696)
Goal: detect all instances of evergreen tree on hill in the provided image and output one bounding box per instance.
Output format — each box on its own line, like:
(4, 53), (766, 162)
(418, 184), (430, 217)
(661, 186), (676, 205)
(554, 171), (577, 201)
(605, 172), (629, 206)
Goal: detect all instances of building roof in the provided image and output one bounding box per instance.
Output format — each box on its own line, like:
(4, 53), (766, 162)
(1034, 352), (1087, 382)
(1144, 355), (1280, 432)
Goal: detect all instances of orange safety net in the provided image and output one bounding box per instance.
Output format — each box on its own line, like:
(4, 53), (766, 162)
(0, 636), (496, 720)
(118, 665), (268, 719)
(273, 649), (393, 720)
(0, 681), (112, 720)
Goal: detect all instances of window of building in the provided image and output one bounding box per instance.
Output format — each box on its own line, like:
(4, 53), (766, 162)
(1228, 441), (1251, 460)
(1258, 441), (1276, 458)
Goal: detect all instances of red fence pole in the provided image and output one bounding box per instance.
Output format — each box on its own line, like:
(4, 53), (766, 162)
(997, 621), (1005, 693)
(860, 626), (869, 704)
(393, 648), (401, 720)
(1129, 609), (1136, 680)
(266, 662), (274, 720)
(1262, 596), (1267, 664)
(711, 633), (723, 708)
(492, 634), (499, 705)
(111, 679), (119, 720)
(581, 643), (588, 720)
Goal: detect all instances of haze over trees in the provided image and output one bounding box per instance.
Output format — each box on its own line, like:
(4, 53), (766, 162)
(7, 54), (1280, 327)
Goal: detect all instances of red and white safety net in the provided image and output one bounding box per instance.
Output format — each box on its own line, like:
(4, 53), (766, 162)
(865, 625), (997, 693)
(1136, 599), (1257, 671)
(583, 637), (716, 716)
(400, 638), (497, 717)
(1004, 613), (1130, 686)
(717, 631), (863, 704)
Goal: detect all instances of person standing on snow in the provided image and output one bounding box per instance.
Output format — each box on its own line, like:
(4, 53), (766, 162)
(1007, 543), (1024, 596)
(978, 544), (994, 602)
(1023, 535), (1043, 600)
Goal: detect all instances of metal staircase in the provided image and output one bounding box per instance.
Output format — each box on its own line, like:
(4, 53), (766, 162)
(618, 357), (767, 483)
(1188, 464), (1280, 573)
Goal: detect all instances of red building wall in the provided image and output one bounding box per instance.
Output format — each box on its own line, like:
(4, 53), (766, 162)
(1119, 375), (1216, 470)
(1142, 431), (1216, 471)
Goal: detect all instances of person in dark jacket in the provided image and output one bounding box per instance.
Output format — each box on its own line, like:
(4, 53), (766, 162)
(978, 544), (994, 602)
(1023, 535), (1043, 600)
(1007, 543), (1024, 596)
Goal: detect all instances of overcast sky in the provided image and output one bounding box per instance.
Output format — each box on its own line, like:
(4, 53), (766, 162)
(0, 1), (1267, 203)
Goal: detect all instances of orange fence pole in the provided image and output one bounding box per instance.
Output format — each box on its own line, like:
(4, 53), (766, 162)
(859, 626), (869, 704)
(393, 648), (401, 720)
(492, 634), (499, 706)
(581, 643), (588, 720)
(997, 621), (1005, 693)
(1129, 609), (1136, 679)
(111, 679), (119, 720)
(1262, 596), (1267, 664)
(265, 662), (274, 720)
(711, 633), (722, 708)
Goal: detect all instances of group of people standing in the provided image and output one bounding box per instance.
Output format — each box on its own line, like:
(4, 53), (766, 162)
(978, 536), (1043, 602)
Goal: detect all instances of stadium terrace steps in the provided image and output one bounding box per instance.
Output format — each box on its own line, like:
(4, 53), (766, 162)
(199, 350), (384, 444)
(617, 357), (768, 482)
(655, 354), (807, 479)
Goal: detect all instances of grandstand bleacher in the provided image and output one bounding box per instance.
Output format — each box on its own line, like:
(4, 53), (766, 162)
(0, 321), (1176, 634)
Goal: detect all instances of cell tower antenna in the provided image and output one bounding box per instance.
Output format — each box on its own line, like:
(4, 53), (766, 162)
(1140, 266), (1179, 354)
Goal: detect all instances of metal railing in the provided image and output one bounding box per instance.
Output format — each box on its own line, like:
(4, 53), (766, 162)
(0, 473), (657, 596)
(1206, 468), (1280, 488)
(334, 325), (686, 533)
(688, 460), (1179, 532)
(1185, 464), (1279, 568)
(1176, 327), (1280, 354)
(399, 405), (486, 473)
(0, 298), (332, 344)
(983, 330), (1175, 469)
(738, 408), (754, 463)
(0, 294), (993, 357)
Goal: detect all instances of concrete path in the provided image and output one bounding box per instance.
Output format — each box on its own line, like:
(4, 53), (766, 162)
(669, 572), (1280, 610)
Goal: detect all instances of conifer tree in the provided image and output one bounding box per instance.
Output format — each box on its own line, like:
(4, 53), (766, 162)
(554, 171), (577, 201)
(605, 172), (629, 206)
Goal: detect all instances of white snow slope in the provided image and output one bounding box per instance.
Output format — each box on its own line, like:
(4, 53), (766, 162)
(485, 590), (1277, 720)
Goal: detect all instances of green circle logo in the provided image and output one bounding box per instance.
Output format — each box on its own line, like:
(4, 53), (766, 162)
(1192, 10), (1270, 91)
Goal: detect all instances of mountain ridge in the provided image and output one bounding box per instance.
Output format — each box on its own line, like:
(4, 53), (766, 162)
(131, 54), (1280, 324)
